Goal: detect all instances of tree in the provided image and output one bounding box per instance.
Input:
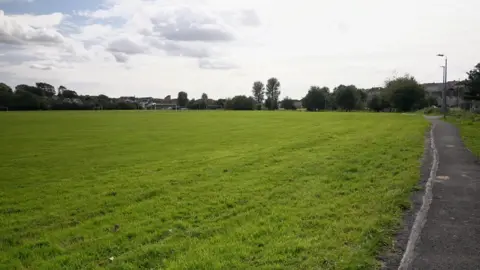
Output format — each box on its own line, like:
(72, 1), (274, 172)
(0, 83), (12, 93)
(98, 94), (109, 100)
(225, 95), (255, 110)
(252, 81), (265, 109)
(95, 94), (111, 108)
(62, 90), (78, 99)
(265, 77), (281, 110)
(264, 97), (279, 110)
(116, 101), (137, 110)
(215, 99), (226, 108)
(367, 95), (383, 112)
(187, 99), (202, 110)
(334, 85), (359, 111)
(385, 75), (425, 112)
(15, 84), (44, 96)
(356, 89), (368, 110)
(302, 86), (329, 111)
(0, 83), (13, 107)
(35, 82), (56, 97)
(177, 91), (188, 107)
(464, 63), (480, 101)
(201, 93), (208, 109)
(58, 85), (67, 97)
(11, 90), (43, 110)
(281, 97), (297, 110)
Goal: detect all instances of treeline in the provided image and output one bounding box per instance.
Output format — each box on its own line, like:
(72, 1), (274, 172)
(0, 77), (435, 112)
(246, 75), (432, 112)
(1, 62), (479, 112)
(0, 83), (139, 111)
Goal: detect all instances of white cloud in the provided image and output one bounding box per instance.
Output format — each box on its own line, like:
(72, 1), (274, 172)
(29, 63), (53, 70)
(199, 58), (238, 70)
(0, 10), (65, 45)
(1, 0), (480, 99)
(108, 37), (146, 55)
(7, 12), (64, 28)
(111, 52), (128, 63)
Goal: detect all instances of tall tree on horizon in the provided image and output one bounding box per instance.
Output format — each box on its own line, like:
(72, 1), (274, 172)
(334, 85), (359, 111)
(302, 86), (329, 111)
(384, 75), (425, 112)
(177, 91), (188, 107)
(265, 77), (281, 110)
(252, 81), (265, 107)
(58, 85), (67, 97)
(201, 93), (208, 109)
(464, 63), (480, 102)
(35, 82), (56, 97)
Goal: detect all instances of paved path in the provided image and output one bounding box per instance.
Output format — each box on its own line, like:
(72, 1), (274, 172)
(403, 119), (480, 269)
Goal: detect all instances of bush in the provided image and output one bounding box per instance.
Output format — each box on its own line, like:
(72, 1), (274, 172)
(424, 107), (441, 115)
(385, 75), (426, 112)
(225, 96), (255, 110)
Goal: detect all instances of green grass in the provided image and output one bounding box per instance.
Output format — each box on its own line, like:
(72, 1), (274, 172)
(447, 112), (480, 157)
(0, 111), (428, 269)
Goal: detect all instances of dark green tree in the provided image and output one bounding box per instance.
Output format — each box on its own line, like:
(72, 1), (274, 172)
(356, 89), (368, 110)
(367, 95), (382, 112)
(35, 82), (56, 97)
(302, 86), (329, 111)
(58, 85), (67, 96)
(0, 83), (13, 108)
(177, 91), (188, 107)
(0, 83), (12, 93)
(96, 94), (111, 109)
(385, 75), (425, 112)
(15, 84), (43, 96)
(281, 97), (296, 110)
(11, 90), (42, 110)
(201, 93), (208, 109)
(225, 95), (255, 110)
(62, 90), (78, 99)
(334, 85), (359, 111)
(265, 77), (281, 110)
(187, 99), (197, 110)
(464, 63), (480, 101)
(215, 99), (226, 108)
(264, 97), (279, 110)
(252, 81), (265, 109)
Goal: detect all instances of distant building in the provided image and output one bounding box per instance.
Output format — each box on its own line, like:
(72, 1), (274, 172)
(144, 98), (178, 110)
(422, 81), (463, 107)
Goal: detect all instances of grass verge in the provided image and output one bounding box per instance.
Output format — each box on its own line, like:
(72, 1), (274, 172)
(447, 111), (480, 157)
(0, 111), (428, 269)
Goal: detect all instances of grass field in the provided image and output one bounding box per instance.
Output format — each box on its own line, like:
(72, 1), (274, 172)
(0, 111), (428, 269)
(448, 114), (480, 157)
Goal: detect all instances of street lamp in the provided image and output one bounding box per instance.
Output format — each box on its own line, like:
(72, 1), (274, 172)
(437, 54), (448, 119)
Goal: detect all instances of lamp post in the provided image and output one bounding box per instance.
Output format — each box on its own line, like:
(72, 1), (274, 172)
(437, 54), (448, 119)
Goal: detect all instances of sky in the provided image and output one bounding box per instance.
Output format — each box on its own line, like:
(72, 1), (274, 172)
(1, 0), (480, 99)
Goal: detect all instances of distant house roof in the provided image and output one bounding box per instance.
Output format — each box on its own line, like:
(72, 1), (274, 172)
(423, 81), (459, 93)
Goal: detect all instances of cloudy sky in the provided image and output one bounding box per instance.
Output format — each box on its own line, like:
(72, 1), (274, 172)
(1, 0), (480, 99)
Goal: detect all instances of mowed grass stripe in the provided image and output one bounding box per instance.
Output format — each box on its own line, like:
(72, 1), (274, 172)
(0, 111), (428, 269)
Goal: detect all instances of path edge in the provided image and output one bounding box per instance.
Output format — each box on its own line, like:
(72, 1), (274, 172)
(397, 123), (439, 269)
